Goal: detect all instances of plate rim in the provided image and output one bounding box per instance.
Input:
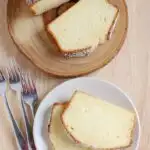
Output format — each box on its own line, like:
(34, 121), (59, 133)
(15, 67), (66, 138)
(33, 77), (141, 150)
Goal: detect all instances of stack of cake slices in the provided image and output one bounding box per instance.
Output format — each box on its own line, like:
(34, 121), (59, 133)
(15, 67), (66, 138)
(28, 0), (119, 58)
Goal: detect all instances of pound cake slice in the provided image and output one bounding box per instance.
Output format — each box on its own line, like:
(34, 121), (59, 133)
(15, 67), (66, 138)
(62, 91), (136, 149)
(30, 0), (70, 15)
(49, 103), (90, 150)
(47, 0), (118, 57)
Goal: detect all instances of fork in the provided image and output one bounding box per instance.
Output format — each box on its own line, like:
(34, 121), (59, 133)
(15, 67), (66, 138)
(6, 62), (36, 150)
(0, 70), (27, 150)
(20, 72), (38, 119)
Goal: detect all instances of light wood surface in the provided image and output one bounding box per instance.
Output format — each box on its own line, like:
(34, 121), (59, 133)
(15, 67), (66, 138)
(7, 0), (128, 77)
(0, 0), (149, 149)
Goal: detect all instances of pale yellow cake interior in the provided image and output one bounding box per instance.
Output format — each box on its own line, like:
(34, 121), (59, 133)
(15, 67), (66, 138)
(48, 0), (118, 52)
(62, 91), (135, 149)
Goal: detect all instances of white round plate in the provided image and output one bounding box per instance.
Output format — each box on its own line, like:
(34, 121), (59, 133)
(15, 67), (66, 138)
(33, 77), (141, 150)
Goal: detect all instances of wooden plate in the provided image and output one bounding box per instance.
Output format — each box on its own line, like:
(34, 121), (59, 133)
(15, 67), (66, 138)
(7, 0), (128, 77)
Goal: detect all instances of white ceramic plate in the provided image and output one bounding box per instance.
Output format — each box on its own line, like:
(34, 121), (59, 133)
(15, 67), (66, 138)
(33, 77), (141, 150)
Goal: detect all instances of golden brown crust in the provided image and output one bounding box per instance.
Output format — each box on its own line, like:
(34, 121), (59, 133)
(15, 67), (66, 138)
(29, 3), (39, 15)
(129, 114), (137, 146)
(61, 91), (135, 149)
(43, 9), (57, 25)
(29, 1), (57, 16)
(57, 1), (76, 16)
(61, 91), (84, 145)
(25, 0), (37, 15)
(48, 102), (68, 134)
(29, 0), (76, 16)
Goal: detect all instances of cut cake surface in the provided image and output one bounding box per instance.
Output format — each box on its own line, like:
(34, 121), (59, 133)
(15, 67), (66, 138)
(62, 91), (136, 149)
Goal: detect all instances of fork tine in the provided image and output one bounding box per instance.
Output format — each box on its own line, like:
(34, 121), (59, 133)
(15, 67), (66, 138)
(26, 72), (36, 93)
(20, 71), (31, 93)
(0, 68), (6, 80)
(0, 71), (3, 81)
(20, 71), (29, 94)
(5, 60), (16, 82)
(9, 59), (20, 82)
(0, 70), (3, 78)
(30, 75), (36, 91)
(21, 71), (38, 118)
(25, 73), (32, 93)
(25, 72), (35, 94)
(6, 67), (12, 81)
(24, 73), (29, 94)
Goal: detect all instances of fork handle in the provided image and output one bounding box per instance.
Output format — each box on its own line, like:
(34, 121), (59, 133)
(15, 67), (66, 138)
(17, 92), (36, 150)
(29, 103), (35, 119)
(3, 94), (27, 150)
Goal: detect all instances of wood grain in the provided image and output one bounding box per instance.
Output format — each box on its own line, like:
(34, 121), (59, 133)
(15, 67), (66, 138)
(0, 0), (150, 149)
(7, 0), (128, 77)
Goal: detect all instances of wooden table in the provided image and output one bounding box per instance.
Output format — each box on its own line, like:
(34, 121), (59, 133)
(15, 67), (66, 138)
(0, 0), (149, 149)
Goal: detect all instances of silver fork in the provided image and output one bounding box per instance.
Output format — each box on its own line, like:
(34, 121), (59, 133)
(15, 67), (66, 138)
(6, 63), (36, 150)
(0, 70), (27, 150)
(20, 72), (38, 119)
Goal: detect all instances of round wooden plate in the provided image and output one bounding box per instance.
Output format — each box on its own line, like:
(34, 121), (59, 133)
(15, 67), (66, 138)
(7, 0), (128, 77)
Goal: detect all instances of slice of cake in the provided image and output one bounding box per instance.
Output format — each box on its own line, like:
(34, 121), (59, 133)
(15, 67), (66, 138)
(47, 0), (118, 57)
(62, 91), (136, 149)
(30, 0), (70, 15)
(49, 103), (90, 150)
